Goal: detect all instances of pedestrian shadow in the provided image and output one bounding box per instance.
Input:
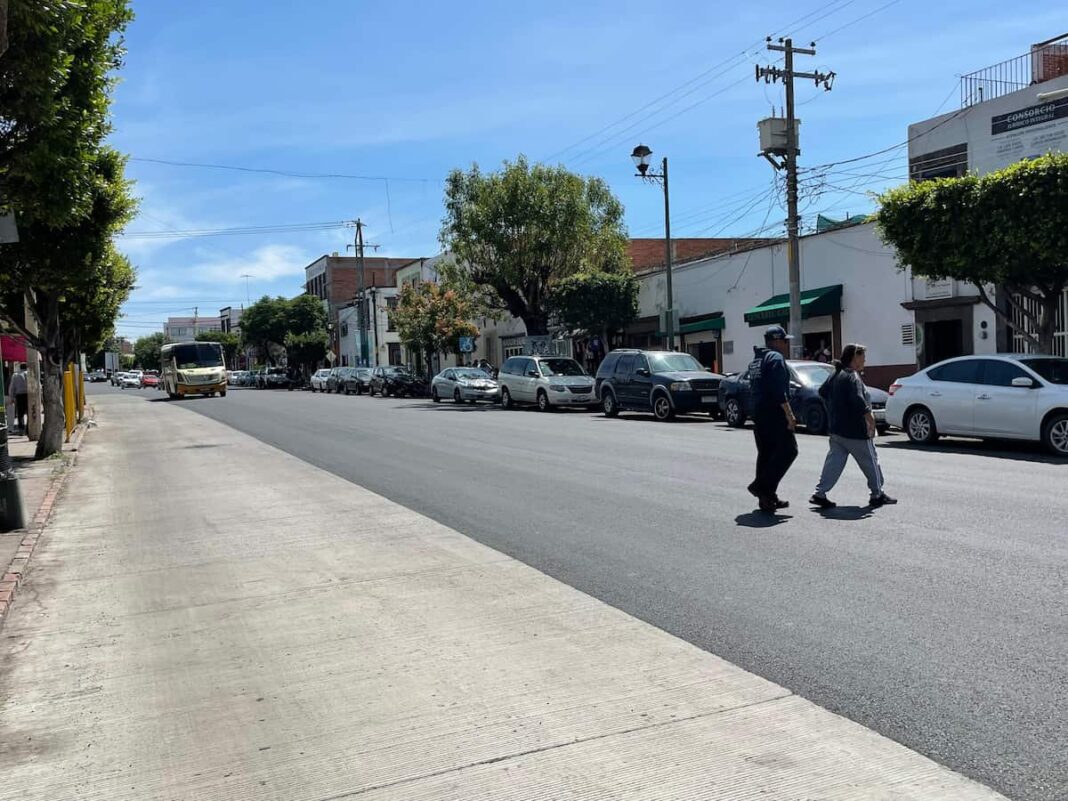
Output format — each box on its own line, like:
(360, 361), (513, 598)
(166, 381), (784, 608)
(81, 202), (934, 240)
(879, 438), (1065, 465)
(812, 505), (873, 521)
(735, 511), (792, 528)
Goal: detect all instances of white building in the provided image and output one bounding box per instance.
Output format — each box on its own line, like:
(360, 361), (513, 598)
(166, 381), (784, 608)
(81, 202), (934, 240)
(337, 287), (403, 368)
(164, 316), (222, 342)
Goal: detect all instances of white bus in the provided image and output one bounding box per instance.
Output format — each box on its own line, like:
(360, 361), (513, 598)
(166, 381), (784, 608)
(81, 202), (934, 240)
(160, 341), (227, 399)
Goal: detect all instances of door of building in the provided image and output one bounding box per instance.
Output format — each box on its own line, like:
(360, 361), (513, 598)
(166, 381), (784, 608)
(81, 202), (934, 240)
(687, 341), (718, 372)
(923, 319), (964, 367)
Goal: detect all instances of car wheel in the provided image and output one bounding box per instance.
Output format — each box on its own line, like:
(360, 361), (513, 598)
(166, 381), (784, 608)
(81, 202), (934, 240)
(905, 406), (939, 445)
(431, 387), (440, 403)
(804, 403), (827, 434)
(652, 393), (675, 421)
(602, 390), (619, 418)
(454, 388), (463, 404)
(220, 390), (226, 398)
(501, 387), (514, 409)
(1042, 413), (1068, 456)
(537, 390), (552, 412)
(724, 397), (746, 427)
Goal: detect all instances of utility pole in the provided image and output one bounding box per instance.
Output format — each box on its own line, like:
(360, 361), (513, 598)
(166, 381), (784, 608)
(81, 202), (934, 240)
(757, 38), (834, 358)
(354, 220), (368, 367)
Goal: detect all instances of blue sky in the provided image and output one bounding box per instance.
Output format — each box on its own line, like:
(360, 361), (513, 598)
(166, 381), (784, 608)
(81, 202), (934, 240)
(110, 0), (1065, 339)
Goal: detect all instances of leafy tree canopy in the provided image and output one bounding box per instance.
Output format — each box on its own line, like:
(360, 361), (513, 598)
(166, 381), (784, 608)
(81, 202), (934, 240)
(877, 153), (1068, 353)
(548, 271), (638, 340)
(133, 332), (166, 372)
(393, 282), (478, 378)
(440, 156), (629, 335)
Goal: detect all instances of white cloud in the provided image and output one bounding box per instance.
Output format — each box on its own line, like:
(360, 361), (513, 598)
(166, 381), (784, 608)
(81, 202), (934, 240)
(191, 243), (311, 284)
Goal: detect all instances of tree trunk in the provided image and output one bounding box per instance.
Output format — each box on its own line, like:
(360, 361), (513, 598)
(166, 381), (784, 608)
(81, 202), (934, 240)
(1037, 293), (1061, 355)
(35, 353), (65, 459)
(521, 313), (549, 336)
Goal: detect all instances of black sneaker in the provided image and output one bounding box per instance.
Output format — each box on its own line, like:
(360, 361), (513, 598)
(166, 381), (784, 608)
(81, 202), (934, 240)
(869, 493), (898, 508)
(758, 495), (778, 514)
(774, 498), (789, 509)
(810, 494), (837, 509)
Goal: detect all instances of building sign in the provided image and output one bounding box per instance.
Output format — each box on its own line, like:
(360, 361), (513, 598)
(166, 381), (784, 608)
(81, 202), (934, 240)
(924, 278), (954, 299)
(522, 336), (553, 356)
(991, 97), (1068, 135)
(458, 336), (474, 353)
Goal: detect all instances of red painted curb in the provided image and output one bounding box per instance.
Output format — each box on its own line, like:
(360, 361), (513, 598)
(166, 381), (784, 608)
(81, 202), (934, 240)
(0, 422), (89, 629)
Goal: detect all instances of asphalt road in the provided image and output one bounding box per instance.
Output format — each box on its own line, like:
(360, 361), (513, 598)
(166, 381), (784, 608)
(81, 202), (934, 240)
(89, 382), (1068, 801)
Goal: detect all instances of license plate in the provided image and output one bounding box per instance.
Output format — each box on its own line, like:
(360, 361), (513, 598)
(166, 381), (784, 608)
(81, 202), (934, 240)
(701, 396), (717, 404)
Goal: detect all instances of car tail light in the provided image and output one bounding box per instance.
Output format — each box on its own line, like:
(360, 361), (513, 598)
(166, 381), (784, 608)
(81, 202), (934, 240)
(888, 382), (902, 396)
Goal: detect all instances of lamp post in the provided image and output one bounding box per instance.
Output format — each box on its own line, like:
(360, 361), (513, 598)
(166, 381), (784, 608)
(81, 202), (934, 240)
(631, 144), (675, 350)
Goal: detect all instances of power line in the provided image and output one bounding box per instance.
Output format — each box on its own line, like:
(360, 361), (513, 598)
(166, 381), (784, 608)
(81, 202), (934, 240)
(812, 0), (904, 42)
(129, 157), (440, 184)
(119, 220), (353, 240)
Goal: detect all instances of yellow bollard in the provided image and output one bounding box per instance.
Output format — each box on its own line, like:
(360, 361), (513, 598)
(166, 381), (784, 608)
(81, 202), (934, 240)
(77, 365), (86, 420)
(63, 366), (76, 441)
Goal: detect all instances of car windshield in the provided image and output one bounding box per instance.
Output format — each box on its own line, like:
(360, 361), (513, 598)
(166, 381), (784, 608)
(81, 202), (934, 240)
(538, 359), (585, 377)
(171, 343), (223, 369)
(455, 369), (490, 380)
(793, 364), (835, 387)
(1021, 358), (1068, 384)
(646, 353), (703, 372)
(385, 367), (409, 375)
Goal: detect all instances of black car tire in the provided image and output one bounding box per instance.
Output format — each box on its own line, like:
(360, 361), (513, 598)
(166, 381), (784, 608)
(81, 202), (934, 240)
(652, 393), (675, 421)
(454, 388), (463, 404)
(501, 387), (514, 409)
(431, 387), (440, 403)
(537, 390), (552, 412)
(724, 397), (746, 427)
(905, 406), (939, 445)
(804, 403), (828, 435)
(1041, 412), (1068, 456)
(220, 390), (226, 398)
(602, 389), (619, 418)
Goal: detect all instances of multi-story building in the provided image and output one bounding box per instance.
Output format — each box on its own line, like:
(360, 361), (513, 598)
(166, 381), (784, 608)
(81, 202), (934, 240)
(303, 253), (419, 363)
(338, 286), (403, 368)
(907, 34), (1068, 357)
(164, 316), (222, 342)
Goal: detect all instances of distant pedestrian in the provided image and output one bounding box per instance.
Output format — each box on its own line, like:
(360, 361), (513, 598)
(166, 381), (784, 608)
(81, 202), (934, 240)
(747, 326), (799, 514)
(7, 362), (29, 435)
(810, 344), (897, 509)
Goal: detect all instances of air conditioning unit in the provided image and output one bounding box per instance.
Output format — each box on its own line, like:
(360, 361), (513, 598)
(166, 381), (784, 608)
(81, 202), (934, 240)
(758, 117), (801, 157)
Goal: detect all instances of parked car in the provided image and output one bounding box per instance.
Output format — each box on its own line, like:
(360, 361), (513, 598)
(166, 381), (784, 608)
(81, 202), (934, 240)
(595, 349), (722, 421)
(497, 355), (596, 411)
(719, 359), (889, 434)
(431, 367), (499, 404)
(88, 369), (107, 382)
(310, 368), (332, 392)
(247, 368), (265, 388)
(324, 367), (346, 393)
(119, 372), (141, 390)
(369, 366), (424, 397)
(342, 367), (374, 395)
(110, 371), (124, 386)
(228, 370), (249, 386)
(260, 367), (291, 389)
(886, 354), (1068, 455)
(141, 371), (160, 389)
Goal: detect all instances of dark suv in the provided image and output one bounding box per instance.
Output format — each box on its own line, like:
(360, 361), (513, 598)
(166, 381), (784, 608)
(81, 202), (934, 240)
(595, 349), (723, 421)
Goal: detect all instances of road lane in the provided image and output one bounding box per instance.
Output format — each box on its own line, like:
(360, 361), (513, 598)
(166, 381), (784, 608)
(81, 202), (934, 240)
(89, 383), (1068, 801)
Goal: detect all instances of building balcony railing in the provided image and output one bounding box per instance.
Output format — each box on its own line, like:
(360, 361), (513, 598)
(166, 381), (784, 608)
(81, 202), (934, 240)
(961, 33), (1068, 107)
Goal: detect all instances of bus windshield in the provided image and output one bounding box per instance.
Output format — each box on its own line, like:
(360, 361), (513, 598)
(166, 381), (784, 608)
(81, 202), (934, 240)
(170, 343), (223, 369)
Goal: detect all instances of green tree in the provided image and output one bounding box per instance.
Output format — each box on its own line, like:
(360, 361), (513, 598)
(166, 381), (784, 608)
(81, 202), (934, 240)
(440, 156), (629, 335)
(286, 293), (328, 335)
(0, 1), (135, 457)
(196, 330), (241, 369)
(133, 332), (166, 372)
(548, 271), (638, 344)
(284, 330), (328, 375)
(120, 353), (134, 369)
(393, 282), (478, 380)
(239, 296), (290, 364)
(877, 153), (1068, 354)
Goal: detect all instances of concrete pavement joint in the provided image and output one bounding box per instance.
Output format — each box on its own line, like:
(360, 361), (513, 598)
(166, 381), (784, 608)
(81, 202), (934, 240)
(315, 693), (796, 801)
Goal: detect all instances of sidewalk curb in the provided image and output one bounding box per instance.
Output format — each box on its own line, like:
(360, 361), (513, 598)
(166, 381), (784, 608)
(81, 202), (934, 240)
(0, 419), (89, 626)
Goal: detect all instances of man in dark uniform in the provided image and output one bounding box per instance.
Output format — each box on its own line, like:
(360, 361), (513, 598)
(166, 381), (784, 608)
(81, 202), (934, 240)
(747, 326), (799, 513)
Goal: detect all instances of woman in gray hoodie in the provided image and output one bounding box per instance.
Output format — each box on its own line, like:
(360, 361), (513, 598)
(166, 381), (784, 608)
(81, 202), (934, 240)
(810, 344), (897, 509)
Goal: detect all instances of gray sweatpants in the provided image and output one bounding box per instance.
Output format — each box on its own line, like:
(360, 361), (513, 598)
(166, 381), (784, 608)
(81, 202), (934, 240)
(815, 433), (884, 498)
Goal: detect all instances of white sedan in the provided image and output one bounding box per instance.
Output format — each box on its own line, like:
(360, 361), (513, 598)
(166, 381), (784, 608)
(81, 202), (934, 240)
(119, 373), (142, 389)
(431, 367), (499, 404)
(886, 354), (1068, 455)
(310, 368), (332, 393)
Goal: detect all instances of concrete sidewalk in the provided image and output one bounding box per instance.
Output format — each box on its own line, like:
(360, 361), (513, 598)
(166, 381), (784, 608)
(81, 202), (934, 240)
(0, 393), (1006, 801)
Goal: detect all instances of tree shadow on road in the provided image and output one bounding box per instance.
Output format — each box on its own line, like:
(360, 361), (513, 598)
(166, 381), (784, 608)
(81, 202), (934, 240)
(735, 511), (792, 528)
(879, 438), (1066, 465)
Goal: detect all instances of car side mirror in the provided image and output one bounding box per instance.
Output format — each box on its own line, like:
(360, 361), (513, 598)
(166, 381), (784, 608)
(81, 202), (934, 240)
(526, 370), (539, 377)
(636, 368), (650, 377)
(1011, 376), (1037, 388)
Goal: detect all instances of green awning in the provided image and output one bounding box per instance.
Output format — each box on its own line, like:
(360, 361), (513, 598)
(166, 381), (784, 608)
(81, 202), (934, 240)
(679, 317), (725, 334)
(744, 284), (843, 327)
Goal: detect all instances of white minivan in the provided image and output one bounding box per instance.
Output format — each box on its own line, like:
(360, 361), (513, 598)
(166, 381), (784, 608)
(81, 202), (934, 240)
(497, 355), (597, 412)
(886, 354), (1068, 455)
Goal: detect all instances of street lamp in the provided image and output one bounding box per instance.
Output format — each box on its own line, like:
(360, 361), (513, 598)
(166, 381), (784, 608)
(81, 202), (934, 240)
(631, 144), (675, 350)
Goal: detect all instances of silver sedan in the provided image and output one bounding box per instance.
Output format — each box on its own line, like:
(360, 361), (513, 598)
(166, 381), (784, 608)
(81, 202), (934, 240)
(431, 368), (500, 404)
